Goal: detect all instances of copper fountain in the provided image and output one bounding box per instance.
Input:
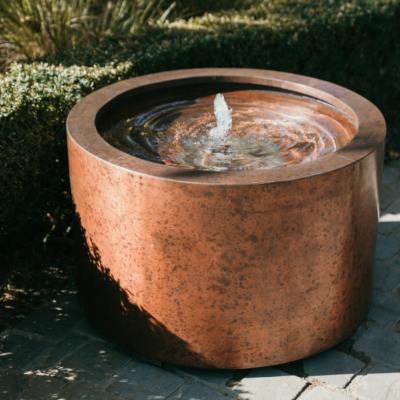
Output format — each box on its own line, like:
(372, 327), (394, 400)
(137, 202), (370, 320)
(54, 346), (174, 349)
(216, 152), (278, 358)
(67, 69), (385, 368)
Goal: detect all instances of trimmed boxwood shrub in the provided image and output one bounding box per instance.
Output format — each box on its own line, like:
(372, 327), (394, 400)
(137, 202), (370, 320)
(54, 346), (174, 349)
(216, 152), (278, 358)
(1, 0), (400, 240)
(0, 62), (134, 240)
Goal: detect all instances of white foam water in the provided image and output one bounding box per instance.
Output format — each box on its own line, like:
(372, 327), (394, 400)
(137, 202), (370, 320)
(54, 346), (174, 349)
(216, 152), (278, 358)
(208, 93), (232, 140)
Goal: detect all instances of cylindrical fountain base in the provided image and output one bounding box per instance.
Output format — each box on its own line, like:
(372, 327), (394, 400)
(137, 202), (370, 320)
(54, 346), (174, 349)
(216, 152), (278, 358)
(67, 69), (385, 368)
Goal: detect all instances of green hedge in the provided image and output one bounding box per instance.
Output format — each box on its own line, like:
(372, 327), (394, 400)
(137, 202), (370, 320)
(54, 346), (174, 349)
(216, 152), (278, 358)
(1, 0), (400, 240)
(0, 62), (135, 240)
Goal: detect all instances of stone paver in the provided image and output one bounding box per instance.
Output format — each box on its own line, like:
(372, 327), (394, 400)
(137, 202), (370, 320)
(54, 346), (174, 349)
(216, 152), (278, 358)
(0, 164), (399, 399)
(375, 234), (400, 260)
(0, 371), (67, 400)
(29, 332), (90, 365)
(58, 340), (132, 385)
(298, 385), (355, 400)
(0, 373), (21, 400)
(380, 186), (400, 210)
(348, 364), (400, 400)
(60, 382), (126, 400)
(378, 212), (400, 236)
(387, 196), (400, 214)
(353, 325), (400, 369)
(166, 382), (231, 399)
(369, 289), (400, 326)
(0, 331), (47, 373)
(106, 359), (184, 399)
(16, 288), (82, 341)
(172, 366), (235, 388)
(373, 258), (400, 293)
(303, 349), (365, 388)
(231, 368), (306, 399)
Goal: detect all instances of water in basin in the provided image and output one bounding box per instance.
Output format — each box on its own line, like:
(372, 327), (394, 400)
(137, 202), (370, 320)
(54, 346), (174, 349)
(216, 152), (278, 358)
(103, 90), (356, 171)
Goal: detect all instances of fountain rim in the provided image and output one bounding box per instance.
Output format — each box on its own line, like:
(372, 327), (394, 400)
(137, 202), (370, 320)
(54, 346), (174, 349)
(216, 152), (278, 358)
(67, 68), (386, 186)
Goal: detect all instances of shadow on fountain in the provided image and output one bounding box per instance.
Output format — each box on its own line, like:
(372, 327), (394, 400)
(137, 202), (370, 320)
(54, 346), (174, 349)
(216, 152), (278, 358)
(162, 168), (219, 179)
(73, 213), (213, 369)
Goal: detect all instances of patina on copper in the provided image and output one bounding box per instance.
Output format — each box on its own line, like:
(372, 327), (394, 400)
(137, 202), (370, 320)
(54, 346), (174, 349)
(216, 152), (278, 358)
(67, 69), (386, 369)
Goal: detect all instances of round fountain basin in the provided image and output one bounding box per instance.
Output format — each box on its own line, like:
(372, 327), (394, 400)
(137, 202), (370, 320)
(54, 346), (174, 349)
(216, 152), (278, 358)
(103, 90), (356, 171)
(67, 69), (385, 369)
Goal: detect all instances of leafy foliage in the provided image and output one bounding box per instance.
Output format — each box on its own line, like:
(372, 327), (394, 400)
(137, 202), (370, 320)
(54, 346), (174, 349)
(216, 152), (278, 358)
(0, 62), (134, 239)
(0, 0), (254, 67)
(0, 0), (175, 65)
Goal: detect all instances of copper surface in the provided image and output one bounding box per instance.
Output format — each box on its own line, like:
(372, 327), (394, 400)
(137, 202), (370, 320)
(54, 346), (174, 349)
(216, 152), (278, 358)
(67, 69), (386, 369)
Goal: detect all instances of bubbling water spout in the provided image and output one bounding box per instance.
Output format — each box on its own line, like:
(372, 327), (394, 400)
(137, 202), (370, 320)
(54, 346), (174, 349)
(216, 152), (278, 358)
(208, 93), (232, 140)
